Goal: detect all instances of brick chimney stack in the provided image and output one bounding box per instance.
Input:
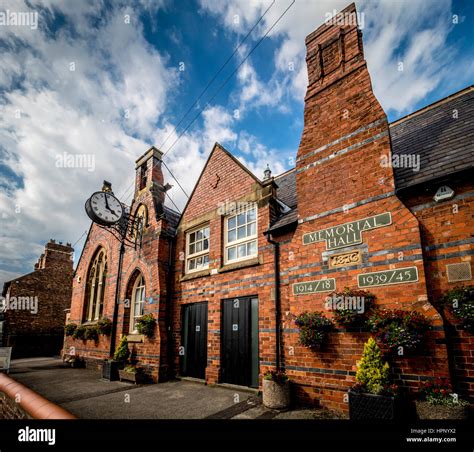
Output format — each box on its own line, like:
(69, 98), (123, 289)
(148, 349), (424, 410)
(134, 146), (171, 215)
(296, 2), (395, 221)
(35, 239), (74, 271)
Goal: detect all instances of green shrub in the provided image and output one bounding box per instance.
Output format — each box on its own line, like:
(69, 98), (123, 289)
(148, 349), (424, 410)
(136, 314), (156, 338)
(64, 323), (77, 337)
(136, 314), (156, 337)
(97, 317), (112, 336)
(354, 338), (391, 395)
(113, 335), (130, 362)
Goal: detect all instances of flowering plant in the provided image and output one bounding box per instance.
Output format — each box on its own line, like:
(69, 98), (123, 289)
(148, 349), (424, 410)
(328, 287), (375, 327)
(418, 378), (469, 406)
(441, 286), (474, 332)
(368, 309), (431, 352)
(263, 370), (289, 385)
(295, 311), (332, 349)
(419, 377), (451, 400)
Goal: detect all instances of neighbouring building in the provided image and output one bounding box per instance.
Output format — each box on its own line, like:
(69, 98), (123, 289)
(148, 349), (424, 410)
(1, 240), (74, 358)
(64, 3), (473, 412)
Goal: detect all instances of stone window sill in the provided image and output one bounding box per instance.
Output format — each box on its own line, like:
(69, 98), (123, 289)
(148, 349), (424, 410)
(180, 269), (211, 282)
(219, 257), (260, 273)
(127, 334), (144, 343)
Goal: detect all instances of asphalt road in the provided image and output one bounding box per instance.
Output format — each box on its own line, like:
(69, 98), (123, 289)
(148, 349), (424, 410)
(8, 357), (342, 420)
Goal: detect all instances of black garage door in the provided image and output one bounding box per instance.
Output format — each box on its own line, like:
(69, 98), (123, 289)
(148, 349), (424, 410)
(181, 302), (208, 379)
(221, 297), (259, 388)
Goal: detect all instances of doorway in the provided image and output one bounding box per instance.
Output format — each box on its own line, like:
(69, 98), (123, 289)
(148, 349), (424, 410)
(221, 297), (259, 387)
(181, 302), (208, 379)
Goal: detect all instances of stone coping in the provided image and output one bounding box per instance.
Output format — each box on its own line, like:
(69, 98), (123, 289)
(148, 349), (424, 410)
(0, 372), (76, 419)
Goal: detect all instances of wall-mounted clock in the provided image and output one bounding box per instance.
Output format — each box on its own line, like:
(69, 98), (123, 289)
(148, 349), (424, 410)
(85, 191), (124, 226)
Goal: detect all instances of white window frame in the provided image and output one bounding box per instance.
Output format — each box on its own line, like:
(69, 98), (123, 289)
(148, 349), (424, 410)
(130, 274), (146, 334)
(224, 204), (258, 264)
(185, 224), (210, 274)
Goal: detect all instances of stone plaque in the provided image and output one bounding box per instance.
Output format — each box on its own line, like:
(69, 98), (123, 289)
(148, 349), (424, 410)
(293, 278), (336, 295)
(358, 266), (418, 288)
(303, 212), (392, 250)
(329, 250), (361, 269)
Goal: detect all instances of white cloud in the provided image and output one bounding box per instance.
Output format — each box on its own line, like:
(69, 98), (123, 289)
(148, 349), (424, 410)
(235, 131), (289, 178)
(0, 0), (176, 280)
(3, 0), (469, 285)
(198, 0), (470, 116)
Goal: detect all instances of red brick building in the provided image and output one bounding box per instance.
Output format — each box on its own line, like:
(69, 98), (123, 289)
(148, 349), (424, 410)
(64, 3), (473, 412)
(1, 240), (74, 358)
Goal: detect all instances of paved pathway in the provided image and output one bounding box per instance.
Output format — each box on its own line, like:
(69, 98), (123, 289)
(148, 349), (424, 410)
(9, 358), (342, 420)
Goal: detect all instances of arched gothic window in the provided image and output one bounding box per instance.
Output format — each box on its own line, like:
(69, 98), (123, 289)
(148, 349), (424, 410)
(130, 273), (146, 333)
(83, 248), (107, 322)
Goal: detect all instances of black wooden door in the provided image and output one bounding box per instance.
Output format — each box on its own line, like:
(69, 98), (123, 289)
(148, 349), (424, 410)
(221, 297), (259, 387)
(181, 302), (208, 379)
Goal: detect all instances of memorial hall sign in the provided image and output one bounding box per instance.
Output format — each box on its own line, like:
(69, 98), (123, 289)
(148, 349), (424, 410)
(303, 212), (392, 250)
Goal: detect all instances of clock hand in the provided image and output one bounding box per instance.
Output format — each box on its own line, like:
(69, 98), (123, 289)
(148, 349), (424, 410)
(103, 194), (118, 216)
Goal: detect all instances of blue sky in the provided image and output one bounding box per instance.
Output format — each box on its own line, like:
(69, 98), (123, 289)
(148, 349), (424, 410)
(0, 0), (473, 287)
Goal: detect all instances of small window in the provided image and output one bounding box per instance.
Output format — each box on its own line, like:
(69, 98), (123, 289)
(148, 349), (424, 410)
(132, 204), (147, 247)
(225, 205), (257, 263)
(139, 164), (147, 190)
(130, 274), (146, 333)
(186, 225), (210, 273)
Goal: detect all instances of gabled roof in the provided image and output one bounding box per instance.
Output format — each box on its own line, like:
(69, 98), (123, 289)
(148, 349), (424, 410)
(390, 86), (474, 190)
(175, 142), (263, 228)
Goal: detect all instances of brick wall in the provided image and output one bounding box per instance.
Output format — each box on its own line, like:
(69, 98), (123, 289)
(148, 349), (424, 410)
(172, 143), (279, 383)
(0, 391), (31, 419)
(2, 240), (73, 358)
(277, 3), (450, 412)
(64, 149), (174, 382)
(399, 171), (474, 401)
(61, 3), (472, 415)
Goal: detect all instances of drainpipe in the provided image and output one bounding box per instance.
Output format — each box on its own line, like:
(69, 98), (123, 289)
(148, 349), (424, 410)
(109, 241), (125, 358)
(165, 232), (176, 379)
(265, 231), (281, 371)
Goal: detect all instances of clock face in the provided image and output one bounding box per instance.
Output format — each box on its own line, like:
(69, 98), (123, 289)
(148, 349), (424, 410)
(87, 192), (124, 225)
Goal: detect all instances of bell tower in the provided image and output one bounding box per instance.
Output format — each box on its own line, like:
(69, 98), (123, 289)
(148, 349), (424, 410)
(134, 146), (172, 209)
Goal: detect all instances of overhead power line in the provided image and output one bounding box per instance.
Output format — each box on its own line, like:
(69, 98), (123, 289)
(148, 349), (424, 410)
(121, 0), (295, 209)
(118, 2), (276, 205)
